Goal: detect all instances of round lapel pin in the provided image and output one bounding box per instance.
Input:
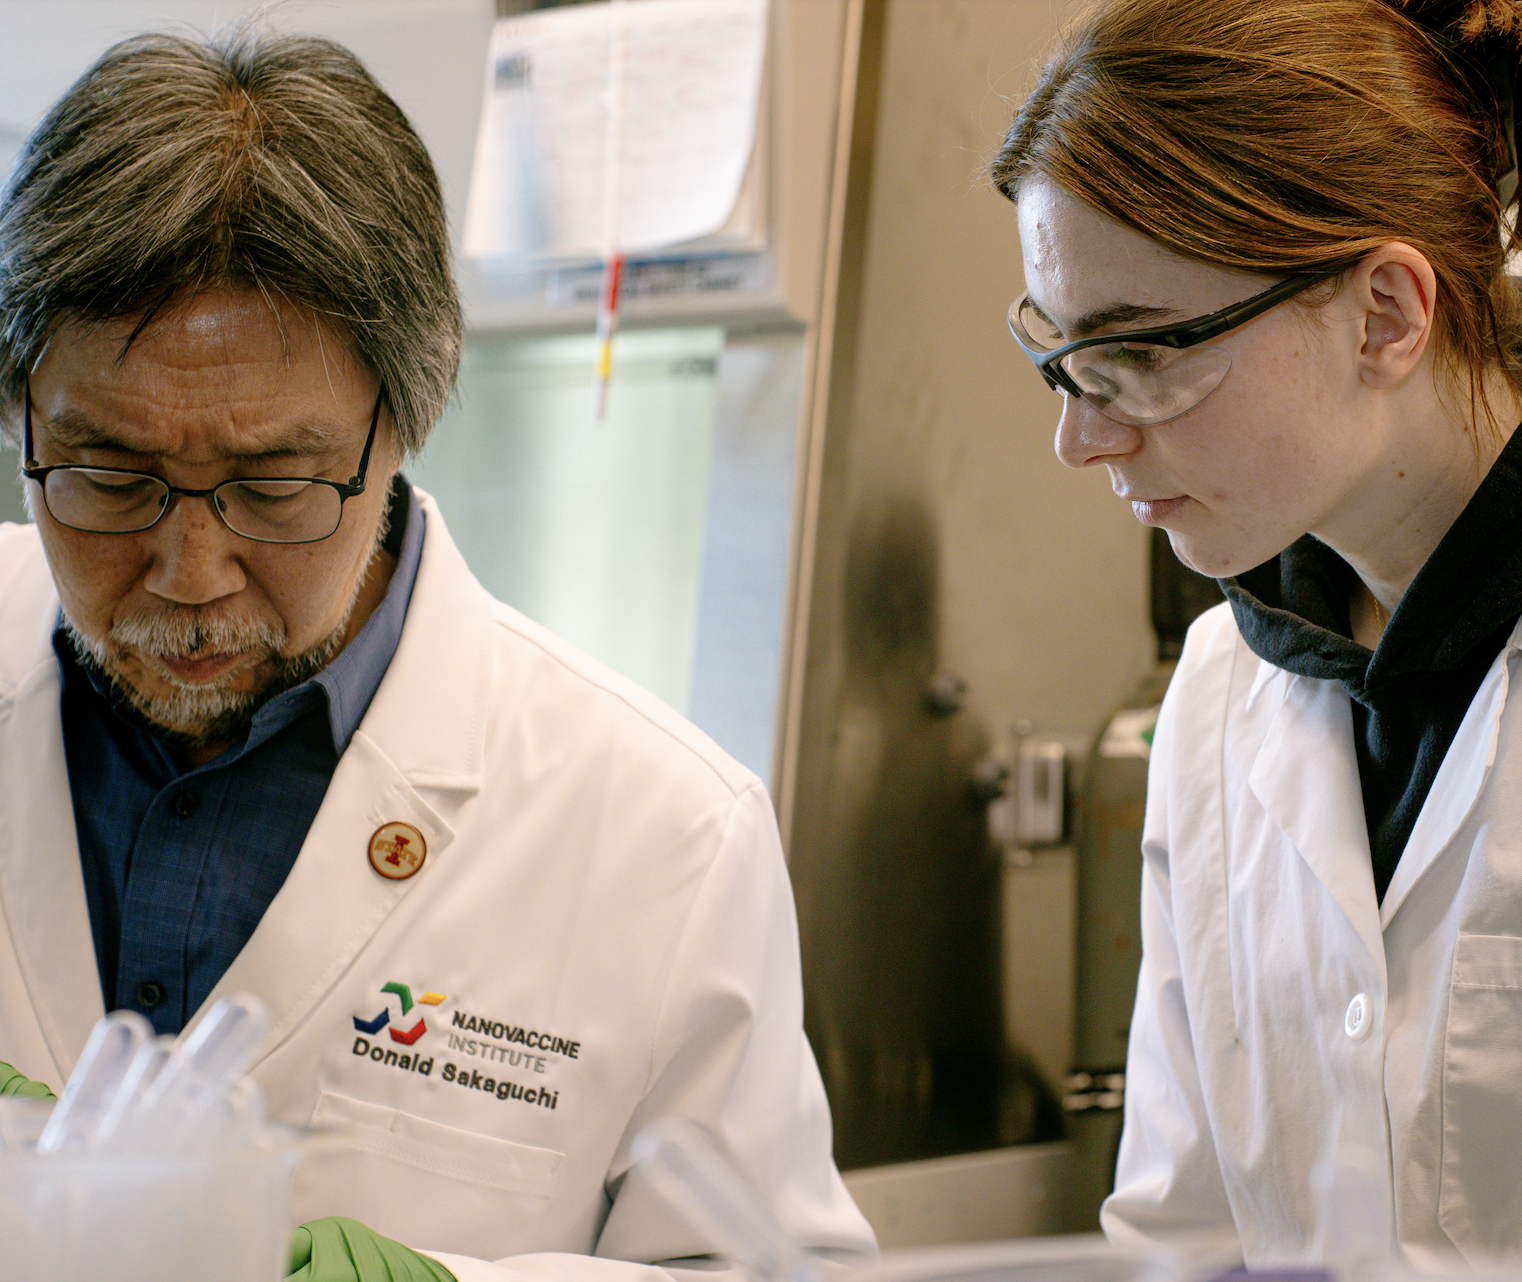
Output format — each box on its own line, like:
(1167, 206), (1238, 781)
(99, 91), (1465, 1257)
(369, 822), (427, 880)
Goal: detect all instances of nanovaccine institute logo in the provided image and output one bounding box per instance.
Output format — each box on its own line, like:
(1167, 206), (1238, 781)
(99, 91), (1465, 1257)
(353, 981), (448, 1045)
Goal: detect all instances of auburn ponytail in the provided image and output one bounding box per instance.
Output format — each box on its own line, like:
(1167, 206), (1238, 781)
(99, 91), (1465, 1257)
(1396, 0), (1522, 42)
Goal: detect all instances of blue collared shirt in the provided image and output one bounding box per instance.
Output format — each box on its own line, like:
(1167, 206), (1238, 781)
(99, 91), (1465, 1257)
(56, 478), (426, 1035)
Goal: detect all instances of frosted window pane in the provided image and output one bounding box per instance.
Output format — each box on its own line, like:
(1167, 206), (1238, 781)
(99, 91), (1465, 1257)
(688, 334), (803, 783)
(410, 327), (723, 715)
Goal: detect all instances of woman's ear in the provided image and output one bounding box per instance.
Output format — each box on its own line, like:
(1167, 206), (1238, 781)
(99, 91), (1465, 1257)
(1352, 243), (1437, 388)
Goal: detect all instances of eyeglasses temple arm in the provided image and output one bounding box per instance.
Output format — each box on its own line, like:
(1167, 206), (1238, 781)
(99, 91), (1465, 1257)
(345, 388), (385, 491)
(21, 380), (39, 471)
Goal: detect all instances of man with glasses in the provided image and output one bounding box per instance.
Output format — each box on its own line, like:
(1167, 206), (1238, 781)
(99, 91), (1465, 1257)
(0, 29), (871, 1282)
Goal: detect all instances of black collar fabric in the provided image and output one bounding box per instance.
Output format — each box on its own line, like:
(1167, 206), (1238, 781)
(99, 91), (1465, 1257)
(1219, 423), (1522, 901)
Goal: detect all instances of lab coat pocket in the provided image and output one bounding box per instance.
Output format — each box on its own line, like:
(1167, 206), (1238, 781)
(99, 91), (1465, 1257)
(294, 1088), (565, 1262)
(1440, 933), (1522, 1260)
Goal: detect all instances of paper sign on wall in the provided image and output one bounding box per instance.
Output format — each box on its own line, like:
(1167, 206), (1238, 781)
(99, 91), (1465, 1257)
(464, 0), (768, 264)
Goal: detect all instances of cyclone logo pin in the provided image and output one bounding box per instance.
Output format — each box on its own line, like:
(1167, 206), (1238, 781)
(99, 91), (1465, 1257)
(369, 822), (426, 880)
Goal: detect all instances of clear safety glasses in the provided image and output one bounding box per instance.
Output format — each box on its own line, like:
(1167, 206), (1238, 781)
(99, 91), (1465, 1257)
(1008, 268), (1344, 426)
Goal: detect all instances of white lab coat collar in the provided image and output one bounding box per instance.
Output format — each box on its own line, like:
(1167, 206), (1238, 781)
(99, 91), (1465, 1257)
(0, 655), (107, 1078)
(343, 491), (491, 795)
(1248, 669), (1387, 991)
(1244, 652), (1287, 714)
(1241, 614), (1522, 949)
(0, 529), (102, 1078)
(1379, 624), (1522, 928)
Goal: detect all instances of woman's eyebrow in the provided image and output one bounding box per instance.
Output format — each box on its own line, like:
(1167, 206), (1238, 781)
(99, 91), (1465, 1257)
(1028, 297), (1183, 339)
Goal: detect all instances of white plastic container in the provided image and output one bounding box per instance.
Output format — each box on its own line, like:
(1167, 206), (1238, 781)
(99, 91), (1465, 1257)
(0, 1103), (295, 1282)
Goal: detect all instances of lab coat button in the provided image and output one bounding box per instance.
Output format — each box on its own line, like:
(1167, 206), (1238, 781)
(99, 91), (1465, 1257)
(369, 822), (427, 880)
(1344, 992), (1373, 1041)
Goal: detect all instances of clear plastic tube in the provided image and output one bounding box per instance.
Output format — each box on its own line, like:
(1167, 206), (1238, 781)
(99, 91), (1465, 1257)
(123, 996), (270, 1152)
(36, 1009), (152, 1154)
(94, 1036), (175, 1152)
(148, 996), (268, 1111)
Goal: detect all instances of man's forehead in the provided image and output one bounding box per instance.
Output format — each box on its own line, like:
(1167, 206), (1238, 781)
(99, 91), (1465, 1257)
(53, 289), (356, 373)
(31, 292), (378, 460)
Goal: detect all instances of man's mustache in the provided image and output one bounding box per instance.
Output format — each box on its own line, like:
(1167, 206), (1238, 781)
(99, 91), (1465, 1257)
(108, 608), (286, 660)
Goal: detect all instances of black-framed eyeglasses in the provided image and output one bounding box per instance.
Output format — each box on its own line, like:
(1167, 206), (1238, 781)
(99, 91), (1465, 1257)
(1008, 267), (1345, 426)
(21, 380), (385, 544)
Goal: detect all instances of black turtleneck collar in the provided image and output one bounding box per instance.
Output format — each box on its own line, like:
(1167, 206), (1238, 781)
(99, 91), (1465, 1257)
(1219, 422), (1522, 901)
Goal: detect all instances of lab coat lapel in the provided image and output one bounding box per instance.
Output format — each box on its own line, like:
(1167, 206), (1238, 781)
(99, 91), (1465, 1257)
(0, 646), (105, 1080)
(203, 731), (458, 1049)
(1380, 642), (1517, 928)
(208, 495), (489, 1055)
(1248, 671), (1387, 984)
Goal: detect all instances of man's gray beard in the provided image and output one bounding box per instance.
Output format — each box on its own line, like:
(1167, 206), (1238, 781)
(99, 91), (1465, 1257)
(65, 606), (354, 750)
(63, 507), (392, 749)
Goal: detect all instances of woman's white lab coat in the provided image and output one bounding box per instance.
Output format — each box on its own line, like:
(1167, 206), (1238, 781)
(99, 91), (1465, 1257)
(0, 496), (874, 1282)
(1102, 601), (1522, 1269)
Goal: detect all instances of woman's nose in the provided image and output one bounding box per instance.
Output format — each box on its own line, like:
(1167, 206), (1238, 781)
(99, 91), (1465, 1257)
(1053, 392), (1144, 469)
(140, 494), (249, 606)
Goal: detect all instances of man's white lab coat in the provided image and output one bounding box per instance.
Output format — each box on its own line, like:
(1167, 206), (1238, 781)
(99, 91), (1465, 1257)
(1103, 601), (1522, 1269)
(0, 495), (874, 1282)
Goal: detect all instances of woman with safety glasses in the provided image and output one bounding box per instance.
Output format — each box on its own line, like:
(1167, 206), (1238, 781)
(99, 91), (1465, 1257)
(995, 0), (1522, 1267)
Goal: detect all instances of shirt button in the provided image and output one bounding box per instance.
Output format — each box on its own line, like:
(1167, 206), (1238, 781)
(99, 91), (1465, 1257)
(135, 982), (165, 1010)
(1345, 992), (1373, 1041)
(173, 793), (199, 820)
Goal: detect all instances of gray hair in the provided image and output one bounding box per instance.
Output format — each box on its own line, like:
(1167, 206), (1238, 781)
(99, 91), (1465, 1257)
(0, 29), (463, 455)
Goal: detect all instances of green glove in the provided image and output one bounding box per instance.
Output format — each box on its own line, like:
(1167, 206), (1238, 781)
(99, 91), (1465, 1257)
(286, 1216), (457, 1282)
(0, 1059), (54, 1099)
